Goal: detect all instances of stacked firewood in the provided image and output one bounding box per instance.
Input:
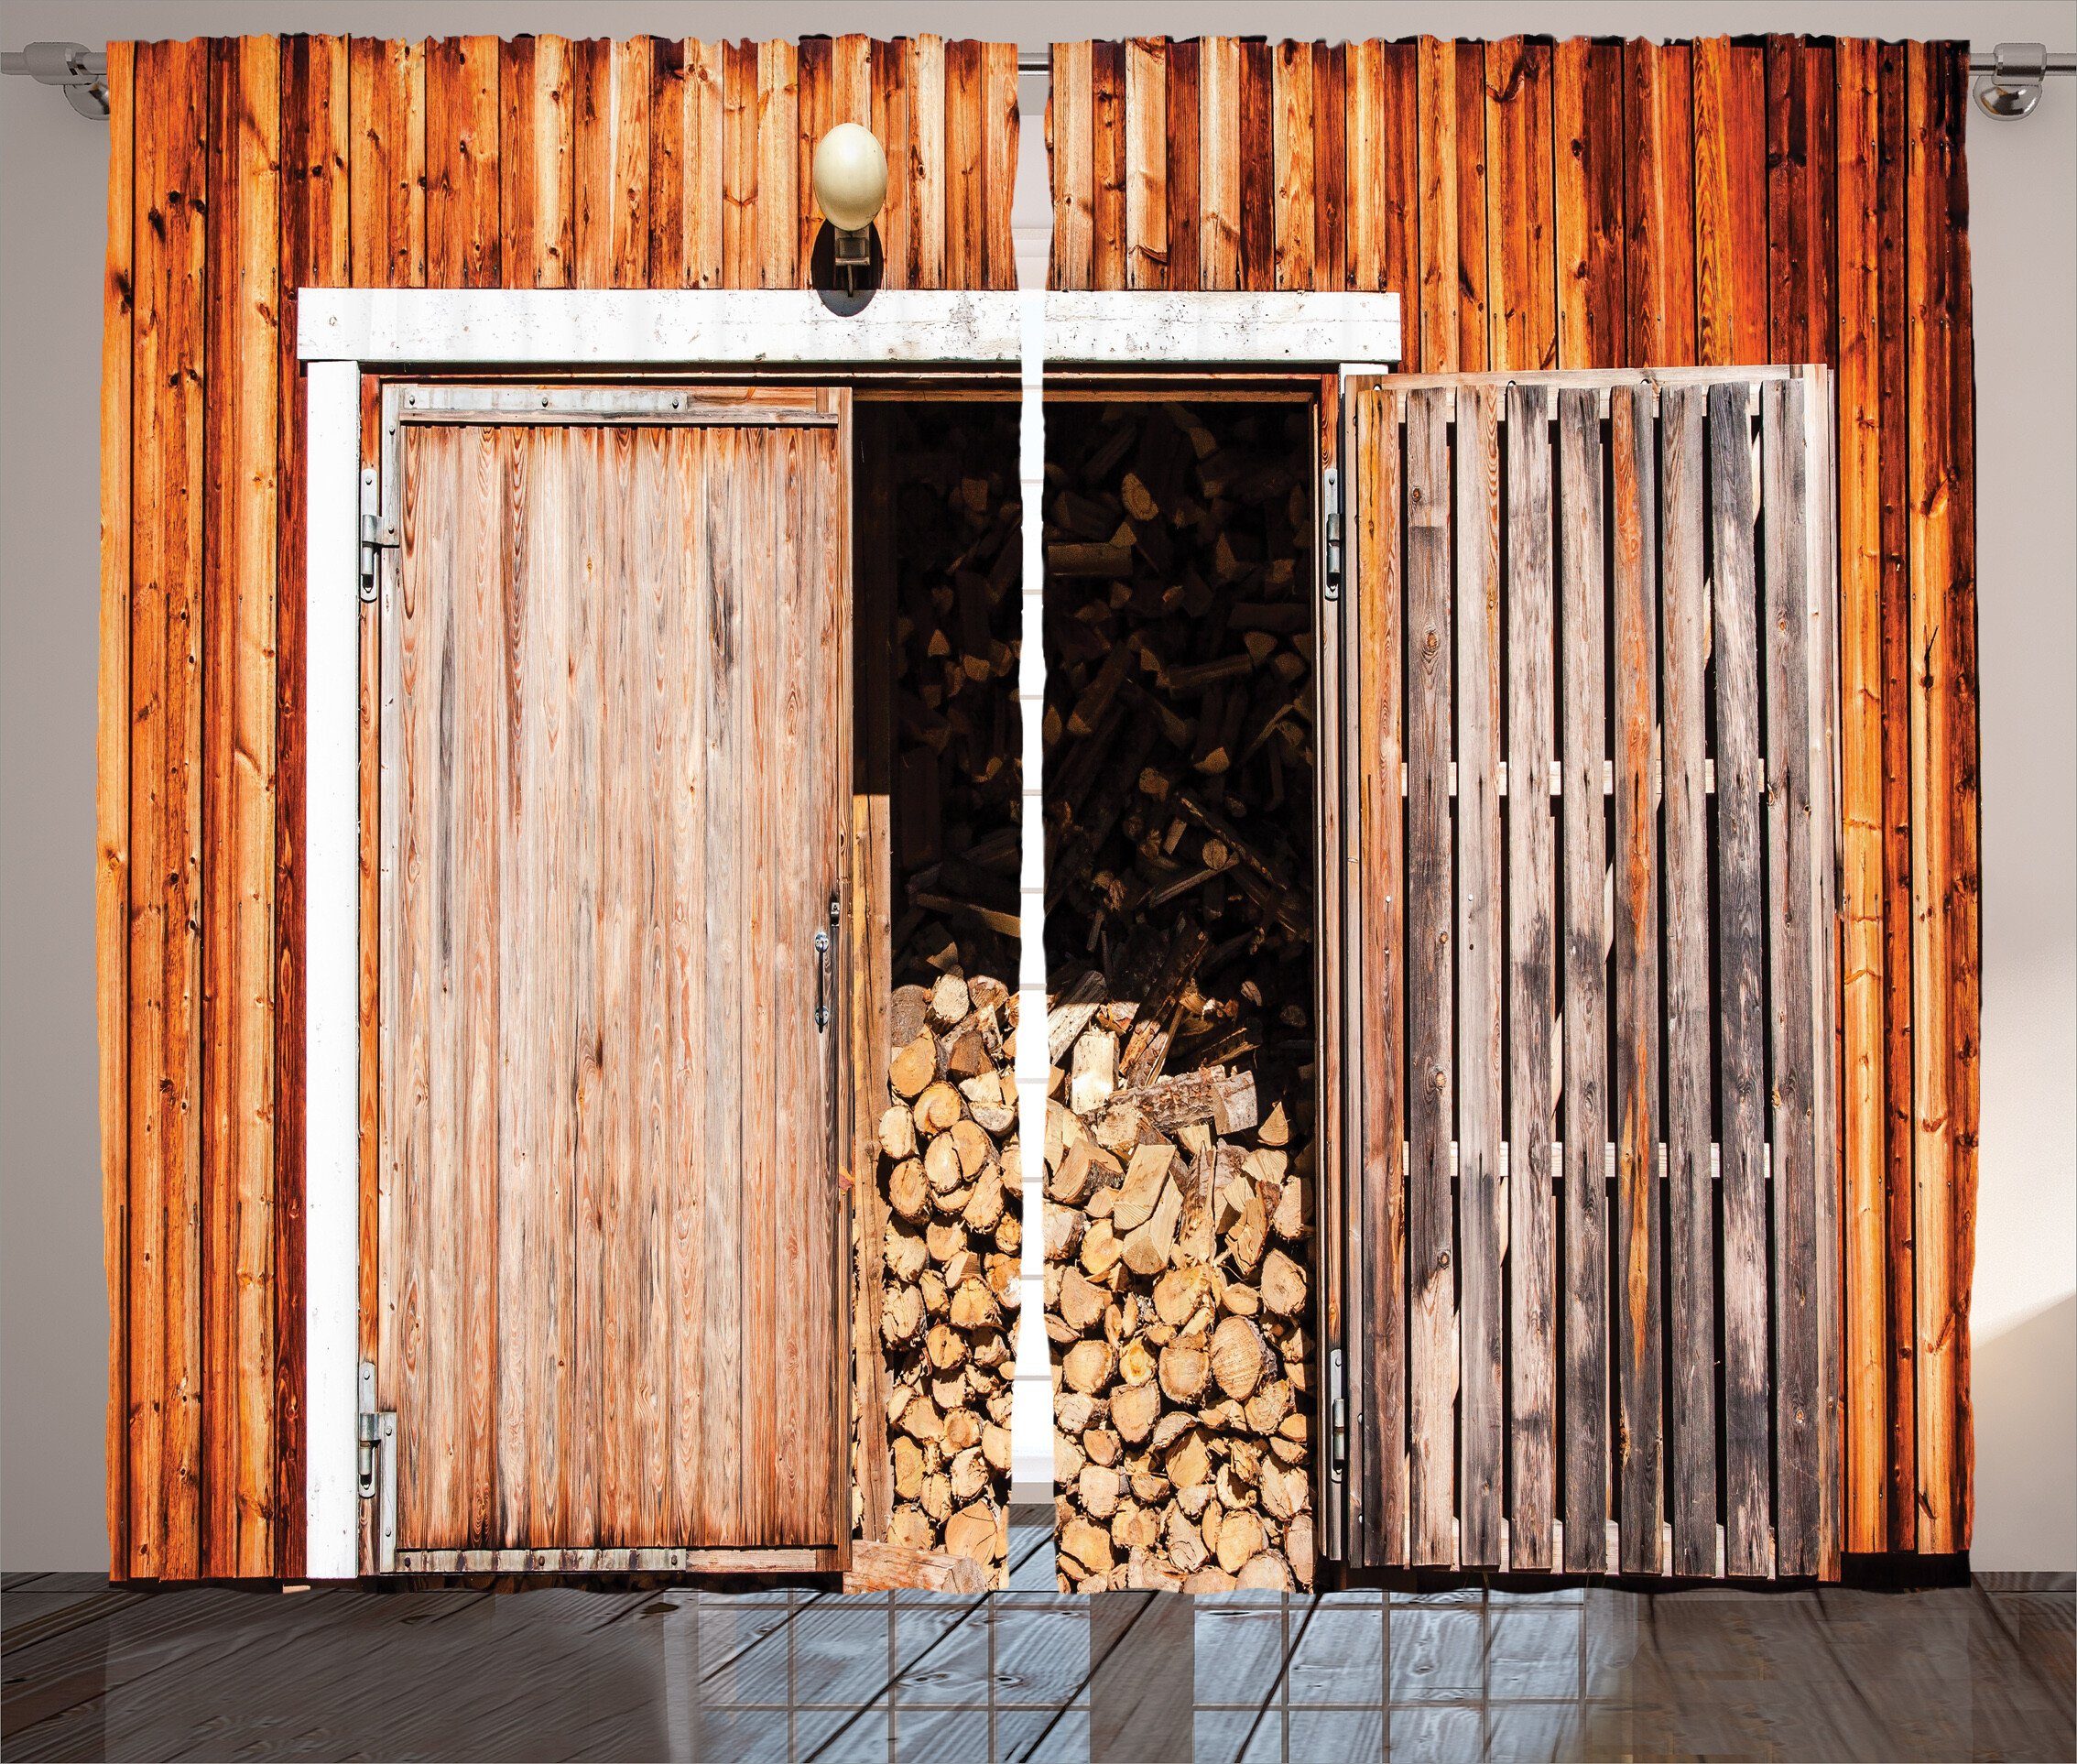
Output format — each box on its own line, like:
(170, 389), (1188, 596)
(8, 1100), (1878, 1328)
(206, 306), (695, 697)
(1042, 401), (1319, 1593)
(857, 404), (1022, 1580)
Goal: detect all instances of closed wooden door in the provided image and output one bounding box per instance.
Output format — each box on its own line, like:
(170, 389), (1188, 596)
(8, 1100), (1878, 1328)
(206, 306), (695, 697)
(375, 387), (853, 1566)
(1325, 369), (1841, 1582)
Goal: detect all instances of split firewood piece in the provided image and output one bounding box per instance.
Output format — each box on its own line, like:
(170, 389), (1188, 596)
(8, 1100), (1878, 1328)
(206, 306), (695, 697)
(1110, 1143), (1175, 1233)
(1112, 1378), (1161, 1443)
(1210, 1315), (1267, 1400)
(944, 1505), (1003, 1564)
(928, 973), (972, 1029)
(1106, 1066), (1258, 1136)
(890, 1033), (938, 1099)
(1061, 1518), (1115, 1575)
(1258, 1247), (1307, 1317)
(1115, 923), (1211, 1088)
(1058, 1264), (1106, 1334)
(915, 1080), (964, 1137)
(1070, 1026), (1116, 1116)
(1062, 1339), (1116, 1394)
(1048, 969), (1109, 1063)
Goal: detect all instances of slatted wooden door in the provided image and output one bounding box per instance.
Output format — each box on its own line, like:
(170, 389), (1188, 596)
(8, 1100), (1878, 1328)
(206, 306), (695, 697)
(375, 386), (853, 1569)
(1329, 368), (1841, 1581)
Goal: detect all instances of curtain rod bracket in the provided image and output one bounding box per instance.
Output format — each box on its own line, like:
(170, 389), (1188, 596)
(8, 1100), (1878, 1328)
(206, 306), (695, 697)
(1972, 41), (2077, 118)
(1, 41), (107, 118)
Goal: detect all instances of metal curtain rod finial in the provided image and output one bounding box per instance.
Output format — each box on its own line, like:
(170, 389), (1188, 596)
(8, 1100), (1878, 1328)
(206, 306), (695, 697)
(1971, 41), (2077, 117)
(2, 41), (108, 117)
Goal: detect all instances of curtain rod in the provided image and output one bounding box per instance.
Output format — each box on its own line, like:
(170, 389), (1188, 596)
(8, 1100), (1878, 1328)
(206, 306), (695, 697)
(8, 39), (2073, 124)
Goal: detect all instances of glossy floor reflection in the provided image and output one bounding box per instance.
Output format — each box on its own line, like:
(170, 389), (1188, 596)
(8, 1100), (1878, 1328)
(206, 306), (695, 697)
(4, 1513), (2069, 1761)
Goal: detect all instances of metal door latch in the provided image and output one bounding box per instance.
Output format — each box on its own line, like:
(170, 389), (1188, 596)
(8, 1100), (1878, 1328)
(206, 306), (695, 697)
(814, 898), (837, 1031)
(1322, 467), (1343, 600)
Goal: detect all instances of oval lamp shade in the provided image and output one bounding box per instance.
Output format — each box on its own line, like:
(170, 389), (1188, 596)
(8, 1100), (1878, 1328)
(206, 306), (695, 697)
(813, 122), (889, 232)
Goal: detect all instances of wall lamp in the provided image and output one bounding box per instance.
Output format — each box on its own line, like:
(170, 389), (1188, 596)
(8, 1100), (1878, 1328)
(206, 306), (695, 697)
(811, 123), (888, 292)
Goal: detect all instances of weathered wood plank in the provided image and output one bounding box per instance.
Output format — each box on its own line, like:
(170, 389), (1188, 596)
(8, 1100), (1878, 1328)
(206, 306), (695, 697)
(1905, 41), (1960, 1556)
(720, 40), (756, 289)
(201, 33), (281, 1579)
(1049, 42), (1093, 290)
(1874, 39), (1916, 1553)
(1414, 38), (1458, 369)
(648, 39), (723, 289)
(1834, 35), (1887, 1556)
(907, 35), (945, 289)
(1557, 387), (1609, 1573)
(1504, 383), (1556, 1572)
(1763, 377), (1821, 1574)
(1271, 40), (1314, 290)
(349, 38), (426, 289)
(1552, 38), (1625, 370)
(870, 38), (912, 290)
(1659, 386), (1716, 1575)
(1452, 41), (1489, 371)
(756, 39), (799, 290)
(1125, 38), (1169, 289)
(1163, 38), (1200, 291)
(796, 36), (832, 279)
(1091, 39), (1126, 292)
(427, 36), (502, 286)
(1709, 379), (1771, 1578)
(99, 35), (135, 1579)
(1610, 384), (1663, 1576)
(1454, 384), (1503, 1568)
(942, 39), (983, 289)
(1352, 378), (1407, 1567)
(1625, 40), (1696, 365)
(1405, 387), (1456, 1567)
(1312, 41), (1345, 291)
(129, 34), (210, 1581)
(1694, 38), (1768, 366)
(1938, 42), (1981, 1556)
(274, 30), (349, 1581)
(1484, 38), (1555, 372)
(574, 37), (651, 289)
(981, 40), (1019, 289)
(499, 35), (572, 287)
(1237, 38), (1274, 291)
(1376, 43), (1419, 361)
(1343, 39), (1380, 291)
(1197, 37), (1241, 290)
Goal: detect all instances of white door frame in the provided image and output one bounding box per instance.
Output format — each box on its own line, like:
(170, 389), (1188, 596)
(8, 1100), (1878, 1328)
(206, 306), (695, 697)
(298, 285), (1400, 1576)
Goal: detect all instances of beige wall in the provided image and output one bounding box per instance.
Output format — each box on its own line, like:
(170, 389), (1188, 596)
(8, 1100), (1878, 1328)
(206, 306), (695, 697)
(4, 0), (2070, 1573)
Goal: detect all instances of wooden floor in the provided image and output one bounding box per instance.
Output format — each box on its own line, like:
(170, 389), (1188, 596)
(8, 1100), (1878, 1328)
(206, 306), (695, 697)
(4, 1515), (2069, 1761)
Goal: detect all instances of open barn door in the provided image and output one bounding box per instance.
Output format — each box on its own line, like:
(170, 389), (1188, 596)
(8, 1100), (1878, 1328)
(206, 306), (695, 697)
(368, 387), (854, 1573)
(1323, 369), (1842, 1581)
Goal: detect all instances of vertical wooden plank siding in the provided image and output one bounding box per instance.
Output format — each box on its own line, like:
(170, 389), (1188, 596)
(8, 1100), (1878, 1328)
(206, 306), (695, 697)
(1237, 39), (1275, 291)
(1707, 381), (1770, 1578)
(201, 34), (281, 1579)
(941, 39), (981, 289)
(499, 36), (572, 288)
(1164, 38), (1201, 292)
(1556, 389), (1610, 1573)
(1834, 36), (1887, 1554)
(1552, 38), (1625, 370)
(1125, 38), (1168, 289)
(1350, 380), (1407, 1566)
(1197, 38), (1240, 289)
(129, 33), (211, 1581)
(1090, 40), (1126, 294)
(1609, 387), (1664, 1574)
(100, 38), (136, 1577)
(1271, 41), (1315, 291)
(1875, 40), (1918, 1554)
(1453, 386), (1504, 1567)
(1693, 38), (1767, 365)
(1658, 387), (1717, 1575)
(273, 30), (349, 1584)
(1404, 388), (1455, 1567)
(1504, 385), (1557, 1572)
(1906, 41), (1963, 1557)
(1625, 40), (1696, 365)
(1049, 42), (1093, 289)
(426, 37), (501, 287)
(1484, 38), (1555, 372)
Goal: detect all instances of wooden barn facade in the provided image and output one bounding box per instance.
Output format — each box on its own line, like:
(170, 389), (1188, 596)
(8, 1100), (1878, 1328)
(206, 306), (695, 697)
(97, 33), (1977, 1588)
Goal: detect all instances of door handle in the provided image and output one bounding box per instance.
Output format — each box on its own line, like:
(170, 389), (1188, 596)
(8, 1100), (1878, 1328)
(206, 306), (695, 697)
(814, 929), (830, 1030)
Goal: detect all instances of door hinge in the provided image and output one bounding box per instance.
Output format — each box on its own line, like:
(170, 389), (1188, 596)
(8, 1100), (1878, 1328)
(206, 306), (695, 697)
(357, 1359), (397, 1571)
(358, 466), (395, 604)
(1321, 466), (1343, 600)
(1325, 1345), (1347, 1563)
